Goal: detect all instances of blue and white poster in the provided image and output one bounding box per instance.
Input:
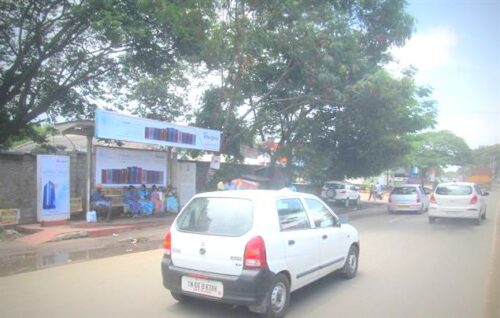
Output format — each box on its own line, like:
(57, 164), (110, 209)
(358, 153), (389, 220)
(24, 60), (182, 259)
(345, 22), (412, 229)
(37, 155), (70, 222)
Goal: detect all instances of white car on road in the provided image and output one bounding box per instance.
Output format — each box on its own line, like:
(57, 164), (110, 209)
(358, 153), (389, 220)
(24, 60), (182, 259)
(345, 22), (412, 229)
(161, 190), (359, 318)
(429, 182), (489, 225)
(320, 181), (361, 208)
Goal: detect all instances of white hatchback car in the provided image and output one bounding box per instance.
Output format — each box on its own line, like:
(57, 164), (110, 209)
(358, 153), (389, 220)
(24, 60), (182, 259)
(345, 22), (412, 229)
(161, 190), (359, 318)
(429, 182), (489, 225)
(320, 181), (361, 208)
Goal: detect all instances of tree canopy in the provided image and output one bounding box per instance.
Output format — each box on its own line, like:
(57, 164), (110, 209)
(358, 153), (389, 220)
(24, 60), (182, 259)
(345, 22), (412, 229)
(193, 0), (436, 180)
(2, 0), (443, 182)
(0, 0), (213, 148)
(405, 130), (472, 170)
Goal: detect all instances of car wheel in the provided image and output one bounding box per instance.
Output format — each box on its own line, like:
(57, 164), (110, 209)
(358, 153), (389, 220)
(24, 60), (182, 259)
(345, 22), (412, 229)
(261, 273), (290, 318)
(428, 217), (436, 224)
(345, 198), (350, 208)
(355, 197), (360, 207)
(341, 245), (359, 279)
(481, 209), (486, 220)
(326, 188), (336, 200)
(171, 291), (190, 303)
(474, 216), (481, 226)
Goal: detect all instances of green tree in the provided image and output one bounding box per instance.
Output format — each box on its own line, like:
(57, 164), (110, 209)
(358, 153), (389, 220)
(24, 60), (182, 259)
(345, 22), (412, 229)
(297, 70), (437, 181)
(194, 0), (437, 183)
(0, 0), (212, 148)
(405, 130), (472, 183)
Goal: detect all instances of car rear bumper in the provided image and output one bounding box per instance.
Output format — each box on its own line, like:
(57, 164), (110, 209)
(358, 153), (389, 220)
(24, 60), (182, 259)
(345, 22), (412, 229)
(161, 255), (274, 306)
(388, 203), (422, 212)
(428, 207), (480, 219)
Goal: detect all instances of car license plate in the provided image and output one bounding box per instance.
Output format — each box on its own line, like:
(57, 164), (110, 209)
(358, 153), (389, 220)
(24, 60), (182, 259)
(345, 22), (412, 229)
(181, 276), (223, 298)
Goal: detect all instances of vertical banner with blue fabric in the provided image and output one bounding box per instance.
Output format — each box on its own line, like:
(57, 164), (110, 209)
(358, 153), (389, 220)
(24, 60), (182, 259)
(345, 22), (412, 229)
(37, 155), (70, 222)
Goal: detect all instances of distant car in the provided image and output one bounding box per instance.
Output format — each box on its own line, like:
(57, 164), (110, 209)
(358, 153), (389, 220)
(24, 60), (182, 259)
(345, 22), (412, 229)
(320, 181), (361, 208)
(388, 184), (430, 214)
(161, 190), (359, 318)
(428, 182), (489, 225)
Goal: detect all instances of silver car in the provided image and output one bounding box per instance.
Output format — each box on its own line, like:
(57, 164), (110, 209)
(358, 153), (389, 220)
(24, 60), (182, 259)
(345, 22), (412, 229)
(388, 184), (430, 214)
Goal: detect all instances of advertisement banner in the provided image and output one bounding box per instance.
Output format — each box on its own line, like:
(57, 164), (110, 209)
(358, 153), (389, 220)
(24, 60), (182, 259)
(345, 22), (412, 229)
(37, 155), (70, 222)
(95, 109), (221, 152)
(0, 209), (20, 226)
(95, 147), (168, 187)
(177, 162), (196, 207)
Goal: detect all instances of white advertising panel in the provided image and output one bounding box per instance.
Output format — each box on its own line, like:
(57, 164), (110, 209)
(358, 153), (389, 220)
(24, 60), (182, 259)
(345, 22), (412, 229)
(177, 162), (197, 207)
(95, 147), (167, 187)
(37, 155), (70, 222)
(95, 109), (221, 152)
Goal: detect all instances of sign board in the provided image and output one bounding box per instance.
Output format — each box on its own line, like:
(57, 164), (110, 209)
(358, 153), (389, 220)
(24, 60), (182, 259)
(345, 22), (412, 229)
(177, 162), (196, 207)
(0, 209), (20, 226)
(210, 155), (221, 170)
(95, 109), (221, 152)
(95, 147), (167, 187)
(37, 155), (70, 222)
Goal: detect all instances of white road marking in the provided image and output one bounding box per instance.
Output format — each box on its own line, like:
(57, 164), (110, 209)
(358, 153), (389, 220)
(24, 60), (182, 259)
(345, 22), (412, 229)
(389, 216), (405, 223)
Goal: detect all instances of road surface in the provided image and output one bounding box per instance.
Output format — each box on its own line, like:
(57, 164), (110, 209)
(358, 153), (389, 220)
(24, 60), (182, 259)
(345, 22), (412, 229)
(1, 190), (498, 318)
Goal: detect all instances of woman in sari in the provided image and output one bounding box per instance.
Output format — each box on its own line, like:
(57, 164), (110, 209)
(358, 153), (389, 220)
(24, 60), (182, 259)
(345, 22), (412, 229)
(150, 185), (163, 215)
(122, 185), (142, 216)
(138, 184), (154, 216)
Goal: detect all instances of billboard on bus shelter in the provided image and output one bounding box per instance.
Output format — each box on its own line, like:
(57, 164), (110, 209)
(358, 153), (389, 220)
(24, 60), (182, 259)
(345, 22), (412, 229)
(95, 109), (221, 152)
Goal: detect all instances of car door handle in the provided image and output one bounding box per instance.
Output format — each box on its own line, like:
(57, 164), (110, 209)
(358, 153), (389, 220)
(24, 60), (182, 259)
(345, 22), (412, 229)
(322, 235), (328, 240)
(288, 240), (295, 246)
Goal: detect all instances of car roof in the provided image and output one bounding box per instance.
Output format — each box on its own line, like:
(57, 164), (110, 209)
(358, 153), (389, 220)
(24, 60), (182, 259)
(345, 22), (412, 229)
(436, 182), (475, 187)
(394, 184), (420, 188)
(193, 190), (319, 200)
(325, 180), (351, 184)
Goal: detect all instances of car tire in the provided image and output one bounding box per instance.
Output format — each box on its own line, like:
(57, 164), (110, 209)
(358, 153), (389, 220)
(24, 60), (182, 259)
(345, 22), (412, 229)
(171, 291), (190, 303)
(340, 245), (359, 279)
(345, 198), (350, 208)
(481, 210), (486, 220)
(428, 217), (436, 224)
(326, 188), (336, 200)
(355, 197), (360, 208)
(261, 273), (290, 318)
(474, 216), (481, 226)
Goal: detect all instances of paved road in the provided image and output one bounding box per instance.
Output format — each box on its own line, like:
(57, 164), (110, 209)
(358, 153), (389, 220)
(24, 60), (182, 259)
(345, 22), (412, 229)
(1, 191), (498, 318)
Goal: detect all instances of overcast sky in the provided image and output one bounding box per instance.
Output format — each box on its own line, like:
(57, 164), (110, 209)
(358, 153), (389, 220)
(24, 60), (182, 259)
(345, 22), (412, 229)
(390, 0), (500, 148)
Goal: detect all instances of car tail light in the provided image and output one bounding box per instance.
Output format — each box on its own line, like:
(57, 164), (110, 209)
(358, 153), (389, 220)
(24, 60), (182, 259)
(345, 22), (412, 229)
(469, 195), (478, 205)
(163, 230), (172, 256)
(430, 194), (436, 203)
(243, 236), (267, 269)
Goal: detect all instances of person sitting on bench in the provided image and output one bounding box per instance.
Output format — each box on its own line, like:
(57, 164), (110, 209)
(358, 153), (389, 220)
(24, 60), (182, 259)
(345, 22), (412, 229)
(90, 184), (112, 222)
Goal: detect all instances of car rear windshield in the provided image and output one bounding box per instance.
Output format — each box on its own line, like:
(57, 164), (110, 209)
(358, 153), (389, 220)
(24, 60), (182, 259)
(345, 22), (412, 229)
(391, 187), (417, 195)
(176, 197), (253, 236)
(325, 183), (345, 189)
(435, 185), (473, 196)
